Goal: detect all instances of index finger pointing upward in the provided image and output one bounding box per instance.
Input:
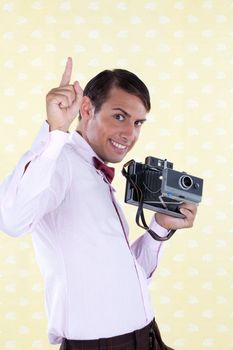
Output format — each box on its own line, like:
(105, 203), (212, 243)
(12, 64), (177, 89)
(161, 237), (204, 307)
(59, 57), (73, 87)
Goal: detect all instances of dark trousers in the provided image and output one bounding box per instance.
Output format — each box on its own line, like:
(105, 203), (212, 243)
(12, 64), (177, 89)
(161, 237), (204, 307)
(59, 319), (174, 350)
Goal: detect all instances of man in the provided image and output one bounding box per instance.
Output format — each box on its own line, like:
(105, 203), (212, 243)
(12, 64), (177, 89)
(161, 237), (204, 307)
(0, 58), (197, 350)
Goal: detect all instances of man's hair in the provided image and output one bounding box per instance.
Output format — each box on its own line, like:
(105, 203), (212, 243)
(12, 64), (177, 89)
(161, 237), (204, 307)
(79, 69), (151, 119)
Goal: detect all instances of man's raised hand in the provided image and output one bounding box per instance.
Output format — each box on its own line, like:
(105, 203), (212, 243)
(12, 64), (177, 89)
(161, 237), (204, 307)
(46, 57), (83, 132)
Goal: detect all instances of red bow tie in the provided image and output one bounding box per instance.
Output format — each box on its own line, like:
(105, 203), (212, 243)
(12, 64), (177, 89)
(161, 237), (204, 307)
(93, 157), (115, 183)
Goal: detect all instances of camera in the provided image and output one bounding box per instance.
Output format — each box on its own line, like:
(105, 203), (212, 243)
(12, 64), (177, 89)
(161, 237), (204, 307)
(122, 156), (203, 240)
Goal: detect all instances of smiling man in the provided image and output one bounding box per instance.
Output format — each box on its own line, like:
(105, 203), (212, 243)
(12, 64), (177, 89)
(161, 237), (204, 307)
(78, 87), (147, 163)
(78, 88), (148, 164)
(0, 58), (197, 350)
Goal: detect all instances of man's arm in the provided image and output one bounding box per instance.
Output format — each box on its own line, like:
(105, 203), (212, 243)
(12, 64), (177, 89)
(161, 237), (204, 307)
(131, 203), (198, 279)
(0, 126), (70, 236)
(0, 57), (83, 236)
(130, 218), (168, 280)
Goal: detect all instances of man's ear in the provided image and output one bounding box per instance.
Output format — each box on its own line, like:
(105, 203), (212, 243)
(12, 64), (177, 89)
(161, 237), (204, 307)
(79, 96), (94, 120)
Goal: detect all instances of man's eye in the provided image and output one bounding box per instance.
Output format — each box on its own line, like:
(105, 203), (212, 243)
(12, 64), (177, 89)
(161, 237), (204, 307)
(135, 120), (144, 127)
(114, 114), (125, 121)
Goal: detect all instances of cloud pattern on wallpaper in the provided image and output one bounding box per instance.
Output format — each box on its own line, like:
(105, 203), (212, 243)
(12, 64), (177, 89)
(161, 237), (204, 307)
(0, 1), (232, 349)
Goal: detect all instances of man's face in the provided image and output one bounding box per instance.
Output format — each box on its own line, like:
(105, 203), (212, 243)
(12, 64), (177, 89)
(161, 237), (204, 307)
(82, 87), (147, 163)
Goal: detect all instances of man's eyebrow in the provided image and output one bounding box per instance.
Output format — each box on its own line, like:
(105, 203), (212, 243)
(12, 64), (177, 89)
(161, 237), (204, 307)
(112, 108), (130, 117)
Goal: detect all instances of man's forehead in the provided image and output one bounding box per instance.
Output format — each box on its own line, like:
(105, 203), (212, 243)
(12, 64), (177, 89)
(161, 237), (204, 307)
(105, 87), (147, 109)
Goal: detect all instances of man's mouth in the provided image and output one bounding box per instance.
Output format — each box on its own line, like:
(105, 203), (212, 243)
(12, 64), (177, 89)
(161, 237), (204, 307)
(110, 139), (127, 150)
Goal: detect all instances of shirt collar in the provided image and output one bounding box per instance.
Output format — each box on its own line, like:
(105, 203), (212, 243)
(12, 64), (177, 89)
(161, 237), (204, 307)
(69, 130), (103, 167)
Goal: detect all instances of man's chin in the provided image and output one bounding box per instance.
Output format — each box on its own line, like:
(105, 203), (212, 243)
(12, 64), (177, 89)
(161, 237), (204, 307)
(106, 155), (126, 164)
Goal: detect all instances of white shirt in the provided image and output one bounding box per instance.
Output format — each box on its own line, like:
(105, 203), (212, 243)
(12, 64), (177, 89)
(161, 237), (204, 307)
(0, 122), (168, 344)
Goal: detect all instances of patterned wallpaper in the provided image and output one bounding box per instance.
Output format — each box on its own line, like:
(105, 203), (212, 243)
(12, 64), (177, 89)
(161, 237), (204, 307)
(0, 1), (232, 349)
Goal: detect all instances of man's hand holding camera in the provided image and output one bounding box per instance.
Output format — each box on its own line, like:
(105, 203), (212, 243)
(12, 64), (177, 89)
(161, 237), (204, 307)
(155, 202), (197, 231)
(123, 157), (203, 239)
(46, 57), (83, 132)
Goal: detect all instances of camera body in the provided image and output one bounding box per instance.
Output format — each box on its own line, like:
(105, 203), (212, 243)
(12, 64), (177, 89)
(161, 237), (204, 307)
(123, 156), (203, 218)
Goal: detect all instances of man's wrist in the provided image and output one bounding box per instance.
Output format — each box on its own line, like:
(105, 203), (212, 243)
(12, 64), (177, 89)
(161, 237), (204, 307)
(46, 120), (69, 133)
(49, 126), (69, 133)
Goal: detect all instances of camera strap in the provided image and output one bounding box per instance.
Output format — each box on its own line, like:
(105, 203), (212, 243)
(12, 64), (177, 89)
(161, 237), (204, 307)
(135, 190), (176, 241)
(122, 161), (176, 241)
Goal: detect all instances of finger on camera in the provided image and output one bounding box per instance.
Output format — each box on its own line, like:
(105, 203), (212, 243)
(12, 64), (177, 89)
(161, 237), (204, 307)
(180, 207), (197, 218)
(179, 210), (195, 227)
(169, 216), (193, 230)
(156, 211), (194, 230)
(179, 202), (197, 215)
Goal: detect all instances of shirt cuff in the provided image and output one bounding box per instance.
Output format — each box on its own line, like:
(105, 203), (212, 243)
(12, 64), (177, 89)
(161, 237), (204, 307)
(149, 216), (169, 238)
(142, 217), (169, 246)
(139, 217), (169, 253)
(42, 130), (70, 159)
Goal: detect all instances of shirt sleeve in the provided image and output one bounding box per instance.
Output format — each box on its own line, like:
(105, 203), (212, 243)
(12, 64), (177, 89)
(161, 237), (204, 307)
(0, 122), (70, 237)
(130, 217), (169, 280)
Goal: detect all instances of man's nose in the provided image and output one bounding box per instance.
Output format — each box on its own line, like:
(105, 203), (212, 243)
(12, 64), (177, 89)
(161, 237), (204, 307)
(120, 123), (135, 141)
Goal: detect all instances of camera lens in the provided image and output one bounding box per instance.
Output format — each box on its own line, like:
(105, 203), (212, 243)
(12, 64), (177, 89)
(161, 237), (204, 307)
(179, 175), (193, 190)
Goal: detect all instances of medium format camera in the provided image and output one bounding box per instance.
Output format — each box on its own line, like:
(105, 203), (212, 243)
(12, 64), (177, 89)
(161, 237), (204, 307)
(122, 156), (203, 240)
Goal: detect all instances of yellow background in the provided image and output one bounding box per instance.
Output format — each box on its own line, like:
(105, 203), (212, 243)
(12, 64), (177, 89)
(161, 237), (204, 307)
(0, 1), (232, 349)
